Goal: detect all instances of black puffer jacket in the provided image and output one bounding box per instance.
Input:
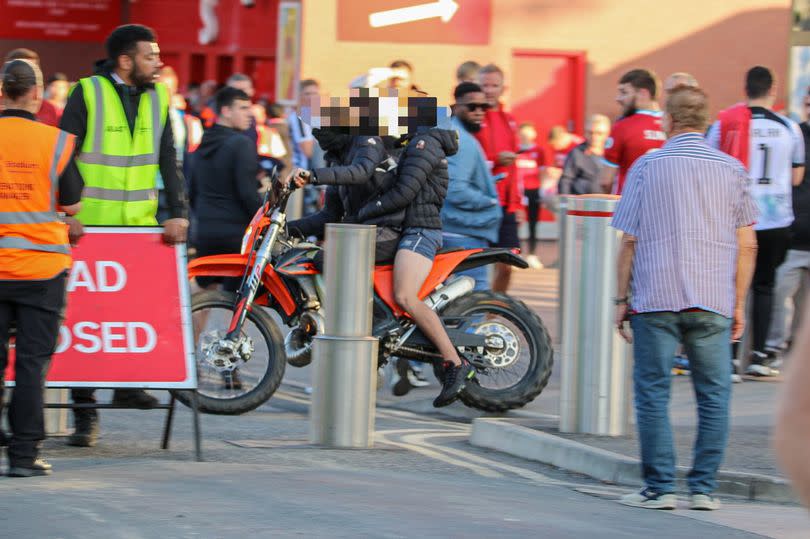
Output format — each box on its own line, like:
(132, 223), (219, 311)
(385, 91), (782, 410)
(356, 128), (458, 229)
(287, 132), (402, 238)
(792, 122), (810, 251)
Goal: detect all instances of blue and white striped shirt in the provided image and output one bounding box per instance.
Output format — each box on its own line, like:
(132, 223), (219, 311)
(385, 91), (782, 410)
(611, 132), (759, 318)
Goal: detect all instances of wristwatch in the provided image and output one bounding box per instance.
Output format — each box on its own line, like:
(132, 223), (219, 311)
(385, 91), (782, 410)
(613, 296), (629, 305)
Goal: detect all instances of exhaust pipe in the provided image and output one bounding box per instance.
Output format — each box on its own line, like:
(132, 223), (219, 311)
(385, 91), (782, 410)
(285, 310), (324, 367)
(424, 276), (475, 312)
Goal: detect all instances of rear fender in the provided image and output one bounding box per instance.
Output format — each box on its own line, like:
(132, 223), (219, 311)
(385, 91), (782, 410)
(187, 254), (297, 316)
(453, 248), (528, 272)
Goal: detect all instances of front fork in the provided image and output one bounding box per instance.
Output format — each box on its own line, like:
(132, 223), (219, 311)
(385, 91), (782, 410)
(224, 211), (286, 343)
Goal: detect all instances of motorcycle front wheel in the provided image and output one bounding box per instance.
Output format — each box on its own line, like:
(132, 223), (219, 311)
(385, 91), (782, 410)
(172, 290), (286, 415)
(434, 291), (553, 412)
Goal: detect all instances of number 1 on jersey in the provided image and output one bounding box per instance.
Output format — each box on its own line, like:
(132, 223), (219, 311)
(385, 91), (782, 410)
(757, 143), (771, 185)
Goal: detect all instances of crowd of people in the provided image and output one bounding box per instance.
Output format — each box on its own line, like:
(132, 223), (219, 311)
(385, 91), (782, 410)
(3, 24), (810, 512)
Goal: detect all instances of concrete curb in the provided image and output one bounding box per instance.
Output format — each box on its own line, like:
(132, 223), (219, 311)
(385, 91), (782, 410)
(470, 418), (797, 504)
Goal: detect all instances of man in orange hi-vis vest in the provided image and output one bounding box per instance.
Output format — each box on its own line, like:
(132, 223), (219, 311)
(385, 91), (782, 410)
(0, 59), (83, 478)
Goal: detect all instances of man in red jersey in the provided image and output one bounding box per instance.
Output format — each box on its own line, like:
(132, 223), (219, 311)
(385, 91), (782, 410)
(475, 63), (522, 293)
(599, 69), (666, 194)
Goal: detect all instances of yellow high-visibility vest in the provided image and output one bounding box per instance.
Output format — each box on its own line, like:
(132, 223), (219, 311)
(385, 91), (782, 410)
(75, 75), (169, 225)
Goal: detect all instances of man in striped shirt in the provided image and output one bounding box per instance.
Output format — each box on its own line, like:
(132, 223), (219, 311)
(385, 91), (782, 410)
(611, 86), (759, 510)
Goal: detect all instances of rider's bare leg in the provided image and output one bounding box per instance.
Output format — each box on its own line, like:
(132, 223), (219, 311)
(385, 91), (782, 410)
(393, 249), (461, 367)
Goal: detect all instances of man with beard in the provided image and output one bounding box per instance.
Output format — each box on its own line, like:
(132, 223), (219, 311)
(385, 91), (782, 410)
(59, 24), (189, 447)
(599, 69), (666, 195)
(441, 82), (501, 291)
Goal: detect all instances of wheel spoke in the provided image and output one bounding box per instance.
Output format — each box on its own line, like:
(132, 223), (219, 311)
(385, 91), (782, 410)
(462, 305), (535, 391)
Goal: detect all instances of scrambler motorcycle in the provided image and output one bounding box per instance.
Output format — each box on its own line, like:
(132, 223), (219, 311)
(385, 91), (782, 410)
(174, 174), (553, 415)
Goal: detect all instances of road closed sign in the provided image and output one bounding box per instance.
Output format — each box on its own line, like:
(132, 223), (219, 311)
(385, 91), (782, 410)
(5, 228), (196, 388)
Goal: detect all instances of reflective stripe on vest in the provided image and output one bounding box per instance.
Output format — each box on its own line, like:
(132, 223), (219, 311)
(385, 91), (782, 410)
(0, 121), (74, 277)
(75, 76), (167, 226)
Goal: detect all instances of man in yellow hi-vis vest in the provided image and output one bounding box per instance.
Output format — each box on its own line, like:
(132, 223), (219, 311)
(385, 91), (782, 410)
(59, 24), (189, 447)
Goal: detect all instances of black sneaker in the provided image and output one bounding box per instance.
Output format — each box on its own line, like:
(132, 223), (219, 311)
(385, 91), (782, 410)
(67, 412), (99, 447)
(112, 389), (159, 409)
(391, 358), (413, 397)
(8, 458), (52, 477)
(433, 359), (474, 408)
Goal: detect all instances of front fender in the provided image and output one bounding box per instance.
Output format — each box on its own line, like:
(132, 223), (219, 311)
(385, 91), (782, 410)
(188, 254), (297, 316)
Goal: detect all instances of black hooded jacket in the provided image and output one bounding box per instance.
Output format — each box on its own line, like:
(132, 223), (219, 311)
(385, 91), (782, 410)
(287, 132), (401, 238)
(355, 128), (458, 229)
(191, 124), (262, 244)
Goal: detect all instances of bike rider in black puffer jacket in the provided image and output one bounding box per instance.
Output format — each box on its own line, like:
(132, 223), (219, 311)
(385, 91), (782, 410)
(367, 128), (471, 408)
(298, 126), (471, 408)
(286, 128), (405, 260)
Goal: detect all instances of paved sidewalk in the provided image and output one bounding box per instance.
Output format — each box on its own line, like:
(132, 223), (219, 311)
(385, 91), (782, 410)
(371, 253), (788, 481)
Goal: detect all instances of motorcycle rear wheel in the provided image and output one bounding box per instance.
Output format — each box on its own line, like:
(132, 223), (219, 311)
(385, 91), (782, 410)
(172, 290), (286, 415)
(433, 291), (553, 412)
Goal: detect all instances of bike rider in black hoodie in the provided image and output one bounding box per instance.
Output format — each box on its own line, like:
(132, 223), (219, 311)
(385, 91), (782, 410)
(286, 128), (404, 261)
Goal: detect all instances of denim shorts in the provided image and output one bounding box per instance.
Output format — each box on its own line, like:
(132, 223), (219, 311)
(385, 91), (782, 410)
(397, 227), (443, 261)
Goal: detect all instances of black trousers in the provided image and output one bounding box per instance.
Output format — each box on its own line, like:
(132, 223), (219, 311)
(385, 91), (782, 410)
(751, 227), (792, 353)
(0, 272), (66, 465)
(525, 188), (541, 253)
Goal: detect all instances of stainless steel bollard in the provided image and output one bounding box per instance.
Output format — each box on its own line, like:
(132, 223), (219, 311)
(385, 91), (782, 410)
(309, 224), (378, 448)
(559, 195), (633, 436)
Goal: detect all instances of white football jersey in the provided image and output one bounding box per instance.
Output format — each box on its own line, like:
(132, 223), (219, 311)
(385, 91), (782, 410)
(707, 107), (804, 230)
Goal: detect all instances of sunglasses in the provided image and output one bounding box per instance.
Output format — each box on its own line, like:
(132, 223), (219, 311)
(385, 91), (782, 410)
(463, 103), (491, 112)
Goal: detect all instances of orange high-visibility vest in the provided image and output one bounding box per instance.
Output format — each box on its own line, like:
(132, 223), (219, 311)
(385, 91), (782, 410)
(0, 115), (75, 280)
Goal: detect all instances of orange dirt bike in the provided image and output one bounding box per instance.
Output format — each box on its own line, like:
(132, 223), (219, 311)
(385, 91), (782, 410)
(173, 176), (553, 415)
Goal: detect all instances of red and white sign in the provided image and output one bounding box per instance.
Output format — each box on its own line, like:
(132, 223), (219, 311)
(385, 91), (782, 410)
(337, 0), (491, 45)
(5, 229), (196, 389)
(0, 0), (121, 42)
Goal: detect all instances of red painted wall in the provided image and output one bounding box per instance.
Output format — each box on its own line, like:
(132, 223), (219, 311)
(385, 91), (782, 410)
(128, 0), (279, 97)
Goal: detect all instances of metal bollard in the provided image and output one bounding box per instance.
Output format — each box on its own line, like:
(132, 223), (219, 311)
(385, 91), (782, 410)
(309, 224), (378, 448)
(556, 196), (571, 347)
(559, 195), (633, 436)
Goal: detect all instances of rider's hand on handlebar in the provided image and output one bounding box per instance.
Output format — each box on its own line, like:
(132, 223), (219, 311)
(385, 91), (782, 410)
(283, 168), (311, 190)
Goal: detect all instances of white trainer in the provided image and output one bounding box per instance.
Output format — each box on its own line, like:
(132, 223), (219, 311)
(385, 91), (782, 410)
(619, 488), (677, 510)
(526, 255), (544, 269)
(690, 494), (721, 511)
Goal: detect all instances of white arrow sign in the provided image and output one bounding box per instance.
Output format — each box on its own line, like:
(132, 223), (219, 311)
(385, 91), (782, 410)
(369, 0), (460, 28)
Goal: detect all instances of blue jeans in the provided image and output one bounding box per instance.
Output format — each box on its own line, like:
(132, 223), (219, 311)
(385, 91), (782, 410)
(441, 233), (489, 291)
(629, 311), (732, 495)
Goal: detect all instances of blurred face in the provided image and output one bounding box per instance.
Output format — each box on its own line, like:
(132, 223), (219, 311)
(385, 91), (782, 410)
(453, 90), (488, 132)
(124, 41), (162, 87)
(229, 79), (254, 99)
(616, 82), (638, 116)
(478, 71), (504, 107)
(46, 79), (69, 103)
(221, 98), (252, 131)
(586, 120), (610, 148)
(519, 126), (537, 146)
(299, 83), (320, 108)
